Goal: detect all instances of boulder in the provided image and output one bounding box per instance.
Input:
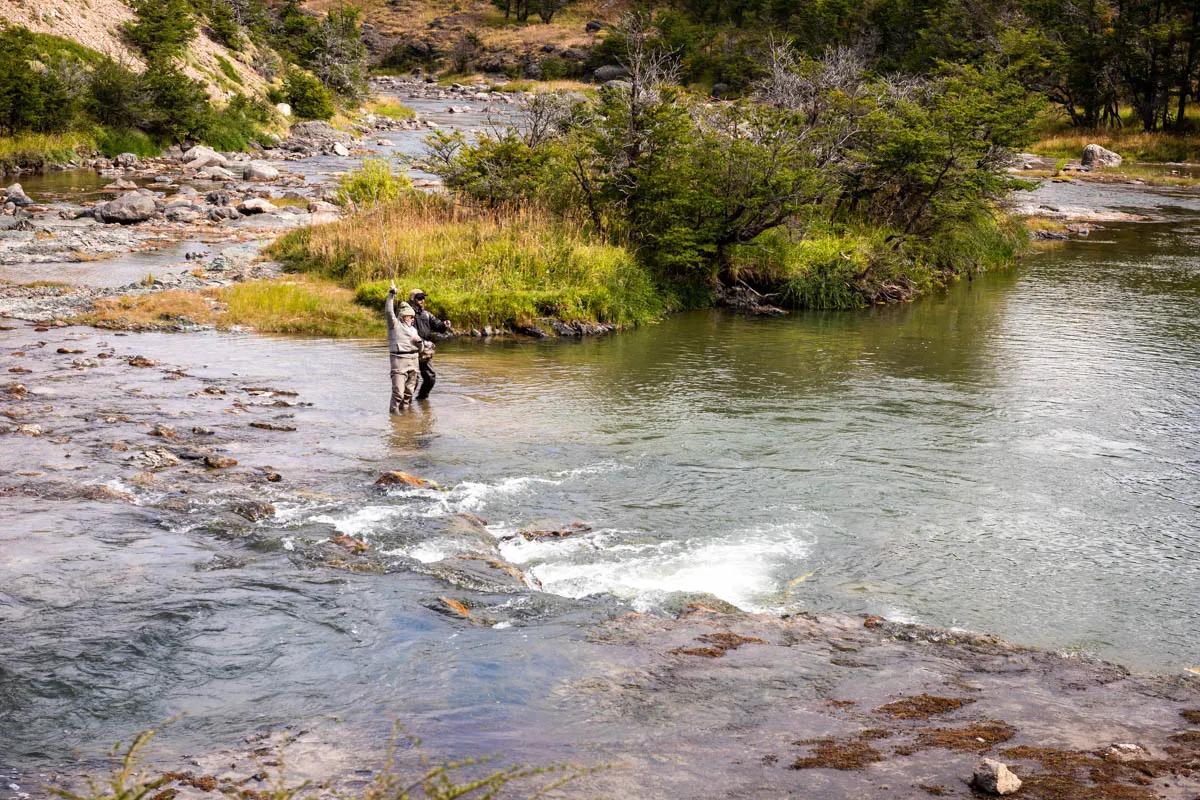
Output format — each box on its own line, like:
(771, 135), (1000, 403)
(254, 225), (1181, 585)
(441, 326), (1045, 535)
(206, 189), (236, 206)
(1081, 143), (1122, 168)
(165, 206), (203, 223)
(208, 206), (242, 222)
(236, 197), (277, 215)
(114, 152), (140, 169)
(331, 142), (350, 157)
(103, 179), (138, 191)
(585, 19), (604, 32)
(971, 759), (1022, 796)
(275, 102), (292, 117)
(307, 200), (339, 214)
(593, 64), (630, 82)
(4, 183), (32, 206)
(181, 145), (228, 169)
(243, 161), (280, 181)
(711, 82), (731, 99)
(195, 165), (237, 181)
(95, 191), (157, 224)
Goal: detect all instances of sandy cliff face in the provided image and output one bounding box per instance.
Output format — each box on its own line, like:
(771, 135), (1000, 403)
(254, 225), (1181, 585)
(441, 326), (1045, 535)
(0, 0), (270, 100)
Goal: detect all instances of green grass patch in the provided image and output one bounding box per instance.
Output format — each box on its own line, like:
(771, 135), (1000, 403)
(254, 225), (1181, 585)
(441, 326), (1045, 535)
(95, 127), (161, 158)
(365, 98), (416, 120)
(28, 30), (106, 66)
(221, 279), (385, 338)
(0, 130), (96, 170)
(215, 55), (244, 86)
(270, 195), (665, 330)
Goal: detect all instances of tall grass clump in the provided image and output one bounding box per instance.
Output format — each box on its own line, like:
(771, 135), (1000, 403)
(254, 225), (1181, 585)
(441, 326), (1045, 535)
(0, 131), (95, 171)
(271, 195), (664, 330)
(221, 279), (385, 338)
(336, 158), (413, 207)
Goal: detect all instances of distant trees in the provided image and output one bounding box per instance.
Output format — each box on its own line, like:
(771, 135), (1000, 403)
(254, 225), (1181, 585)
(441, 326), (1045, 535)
(426, 34), (1033, 280)
(636, 0), (1200, 131)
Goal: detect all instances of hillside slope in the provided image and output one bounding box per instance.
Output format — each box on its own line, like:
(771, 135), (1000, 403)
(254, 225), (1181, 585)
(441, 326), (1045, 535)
(305, 0), (626, 76)
(0, 0), (270, 100)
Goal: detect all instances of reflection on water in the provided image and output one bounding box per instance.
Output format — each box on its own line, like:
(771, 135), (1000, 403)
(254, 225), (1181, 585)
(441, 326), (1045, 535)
(1, 180), (1198, 775)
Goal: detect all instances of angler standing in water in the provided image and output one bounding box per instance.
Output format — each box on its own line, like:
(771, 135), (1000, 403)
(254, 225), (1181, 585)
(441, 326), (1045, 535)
(408, 288), (452, 400)
(386, 282), (423, 414)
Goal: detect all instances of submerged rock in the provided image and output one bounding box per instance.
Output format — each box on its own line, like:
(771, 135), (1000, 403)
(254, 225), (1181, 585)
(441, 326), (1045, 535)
(420, 553), (532, 594)
(375, 470), (438, 489)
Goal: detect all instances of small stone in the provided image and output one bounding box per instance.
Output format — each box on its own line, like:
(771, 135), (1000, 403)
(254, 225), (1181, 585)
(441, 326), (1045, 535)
(204, 455), (238, 469)
(127, 355), (158, 367)
(971, 758), (1021, 795)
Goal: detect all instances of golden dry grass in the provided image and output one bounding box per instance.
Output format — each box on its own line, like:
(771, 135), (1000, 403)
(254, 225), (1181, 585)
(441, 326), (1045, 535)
(76, 291), (222, 330)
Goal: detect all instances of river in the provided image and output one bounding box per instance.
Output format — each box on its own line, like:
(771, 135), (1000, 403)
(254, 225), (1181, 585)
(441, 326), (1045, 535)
(2, 122), (1199, 791)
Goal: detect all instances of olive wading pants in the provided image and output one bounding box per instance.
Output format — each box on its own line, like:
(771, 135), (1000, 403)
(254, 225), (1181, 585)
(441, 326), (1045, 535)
(416, 358), (436, 400)
(390, 354), (420, 413)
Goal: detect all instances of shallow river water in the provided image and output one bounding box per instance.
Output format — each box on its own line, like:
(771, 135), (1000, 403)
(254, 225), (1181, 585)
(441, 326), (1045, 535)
(2, 176), (1199, 781)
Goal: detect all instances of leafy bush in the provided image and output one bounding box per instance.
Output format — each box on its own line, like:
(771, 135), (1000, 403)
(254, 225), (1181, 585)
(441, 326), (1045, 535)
(123, 0), (197, 62)
(85, 59), (144, 131)
(215, 55), (243, 86)
(336, 158), (413, 206)
(134, 63), (213, 142)
(202, 94), (273, 151)
(95, 127), (160, 158)
(0, 27), (78, 135)
(283, 67), (335, 119)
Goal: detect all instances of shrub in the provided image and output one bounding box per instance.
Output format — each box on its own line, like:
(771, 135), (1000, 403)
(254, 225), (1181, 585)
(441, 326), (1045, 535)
(95, 127), (160, 158)
(0, 27), (78, 135)
(283, 67), (335, 120)
(336, 158), (413, 206)
(123, 0), (197, 62)
(202, 95), (273, 151)
(86, 58), (145, 131)
(135, 62), (213, 142)
(216, 55), (244, 86)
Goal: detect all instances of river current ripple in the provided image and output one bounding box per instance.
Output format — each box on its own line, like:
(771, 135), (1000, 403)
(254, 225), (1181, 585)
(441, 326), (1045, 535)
(1, 178), (1197, 776)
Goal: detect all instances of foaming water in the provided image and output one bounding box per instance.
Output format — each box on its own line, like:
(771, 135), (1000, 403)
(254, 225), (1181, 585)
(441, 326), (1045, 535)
(2, 178), (1199, 776)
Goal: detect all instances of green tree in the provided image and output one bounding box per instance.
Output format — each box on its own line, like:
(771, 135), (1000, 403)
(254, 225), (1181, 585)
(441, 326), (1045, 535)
(283, 67), (335, 119)
(123, 0), (198, 61)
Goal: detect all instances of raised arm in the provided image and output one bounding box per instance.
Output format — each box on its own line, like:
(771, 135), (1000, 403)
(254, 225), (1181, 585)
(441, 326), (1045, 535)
(385, 282), (398, 328)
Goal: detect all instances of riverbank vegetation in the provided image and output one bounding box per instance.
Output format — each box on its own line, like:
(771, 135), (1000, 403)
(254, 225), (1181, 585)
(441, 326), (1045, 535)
(0, 0), (375, 169)
(272, 33), (1033, 323)
(272, 192), (663, 329)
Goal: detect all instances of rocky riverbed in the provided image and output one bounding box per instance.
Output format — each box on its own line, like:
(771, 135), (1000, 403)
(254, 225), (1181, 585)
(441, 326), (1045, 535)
(2, 318), (1199, 800)
(3, 81), (1200, 800)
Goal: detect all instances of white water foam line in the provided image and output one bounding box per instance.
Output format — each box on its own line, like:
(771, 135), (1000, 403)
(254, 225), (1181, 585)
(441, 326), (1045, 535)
(521, 522), (814, 613)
